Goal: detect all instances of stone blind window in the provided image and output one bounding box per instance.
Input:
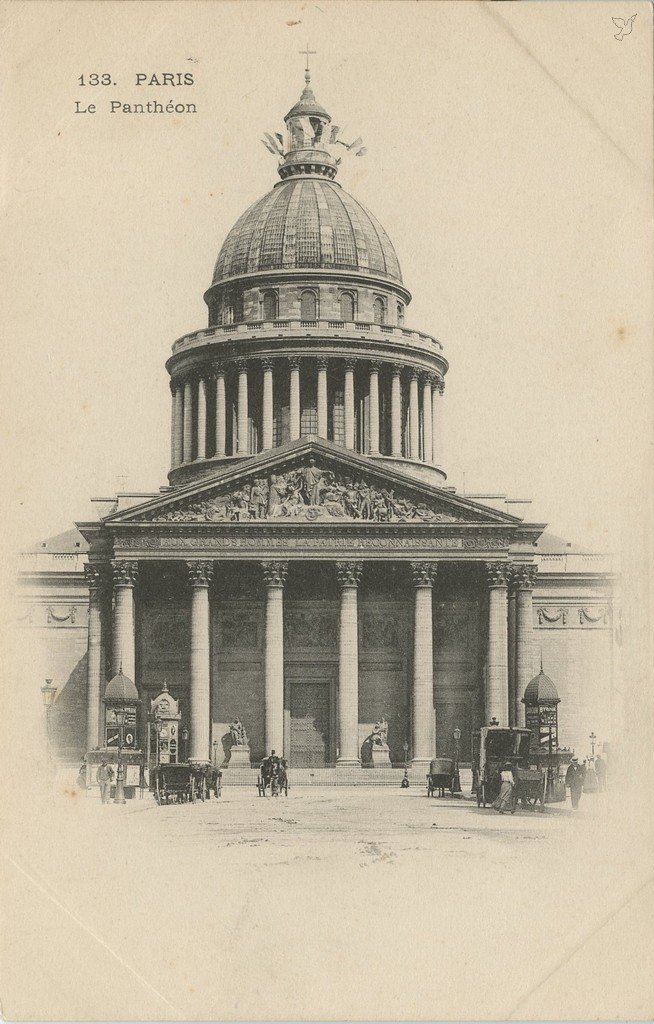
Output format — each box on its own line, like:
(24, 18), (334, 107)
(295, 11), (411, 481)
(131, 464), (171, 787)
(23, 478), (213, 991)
(329, 382), (345, 445)
(262, 290), (278, 321)
(373, 296), (386, 325)
(300, 289), (318, 320)
(339, 291), (355, 321)
(300, 373), (318, 435)
(397, 302), (405, 326)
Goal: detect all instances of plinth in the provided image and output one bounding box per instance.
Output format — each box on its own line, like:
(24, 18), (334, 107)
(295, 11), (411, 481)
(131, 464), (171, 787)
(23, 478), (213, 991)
(370, 743), (391, 768)
(228, 744), (251, 768)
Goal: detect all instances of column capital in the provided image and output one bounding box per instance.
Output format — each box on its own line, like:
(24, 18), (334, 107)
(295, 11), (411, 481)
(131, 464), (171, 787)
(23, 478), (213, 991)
(436, 375), (445, 395)
(262, 560), (288, 587)
(344, 357), (357, 372)
(336, 561), (363, 588)
(85, 562), (111, 594)
(410, 561), (438, 587)
(186, 560), (214, 587)
(392, 363), (403, 378)
(420, 370), (432, 385)
(236, 359), (248, 374)
(510, 563), (538, 590)
(261, 356), (274, 372)
(486, 562), (509, 588)
(169, 378), (178, 395)
(111, 559), (139, 587)
(213, 363), (226, 379)
(288, 356), (301, 370)
(369, 360), (382, 374)
(317, 355), (329, 371)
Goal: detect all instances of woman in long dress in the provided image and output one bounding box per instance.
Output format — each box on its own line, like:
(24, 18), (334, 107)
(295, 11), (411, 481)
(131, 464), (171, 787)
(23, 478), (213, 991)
(493, 762), (515, 814)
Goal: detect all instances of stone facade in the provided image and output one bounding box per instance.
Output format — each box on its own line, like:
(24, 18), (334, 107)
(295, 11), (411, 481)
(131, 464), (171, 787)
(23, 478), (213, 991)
(15, 70), (618, 770)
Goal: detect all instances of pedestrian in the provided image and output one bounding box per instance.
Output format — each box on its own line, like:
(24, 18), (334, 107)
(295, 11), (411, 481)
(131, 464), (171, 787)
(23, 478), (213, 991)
(565, 756), (586, 809)
(96, 760), (114, 804)
(493, 762), (515, 814)
(595, 754), (607, 792)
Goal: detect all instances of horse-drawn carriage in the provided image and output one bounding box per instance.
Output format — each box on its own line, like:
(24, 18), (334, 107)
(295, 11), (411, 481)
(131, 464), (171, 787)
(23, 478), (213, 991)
(257, 756), (289, 797)
(151, 762), (222, 804)
(472, 727), (546, 812)
(426, 757), (455, 797)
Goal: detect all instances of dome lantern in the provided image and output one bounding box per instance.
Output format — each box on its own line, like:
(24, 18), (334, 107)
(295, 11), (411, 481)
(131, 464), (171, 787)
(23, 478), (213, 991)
(279, 67), (337, 181)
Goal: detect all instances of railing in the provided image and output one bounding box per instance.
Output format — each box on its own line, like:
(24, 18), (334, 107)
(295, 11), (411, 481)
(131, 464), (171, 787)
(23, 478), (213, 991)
(171, 319), (444, 354)
(538, 553), (614, 574)
(19, 551), (87, 573)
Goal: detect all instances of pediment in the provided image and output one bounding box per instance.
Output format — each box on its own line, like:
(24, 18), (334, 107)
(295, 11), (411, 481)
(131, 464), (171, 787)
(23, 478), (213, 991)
(106, 441), (522, 528)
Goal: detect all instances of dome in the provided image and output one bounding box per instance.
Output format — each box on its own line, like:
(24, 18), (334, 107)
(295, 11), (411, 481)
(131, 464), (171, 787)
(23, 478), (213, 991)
(105, 670), (139, 703)
(522, 668), (560, 705)
(212, 178), (403, 285)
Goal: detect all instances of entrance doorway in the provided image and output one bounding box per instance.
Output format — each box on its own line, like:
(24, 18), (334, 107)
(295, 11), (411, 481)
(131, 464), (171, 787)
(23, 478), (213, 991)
(290, 681), (331, 767)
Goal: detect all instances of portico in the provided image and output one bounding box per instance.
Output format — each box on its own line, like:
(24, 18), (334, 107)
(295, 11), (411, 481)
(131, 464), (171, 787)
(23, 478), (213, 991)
(79, 441), (543, 771)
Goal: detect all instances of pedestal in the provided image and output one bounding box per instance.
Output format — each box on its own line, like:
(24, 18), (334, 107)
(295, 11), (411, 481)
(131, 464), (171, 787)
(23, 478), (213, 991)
(370, 744), (391, 768)
(228, 744), (251, 768)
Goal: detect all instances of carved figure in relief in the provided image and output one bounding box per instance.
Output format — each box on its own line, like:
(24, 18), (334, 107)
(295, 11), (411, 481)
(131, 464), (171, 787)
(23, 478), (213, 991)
(249, 479), (268, 519)
(267, 474), (285, 517)
(300, 459), (324, 506)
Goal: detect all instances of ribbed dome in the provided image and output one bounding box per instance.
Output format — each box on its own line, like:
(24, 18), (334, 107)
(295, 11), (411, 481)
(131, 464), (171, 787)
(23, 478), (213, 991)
(105, 671), (139, 703)
(523, 668), (560, 704)
(212, 178), (403, 285)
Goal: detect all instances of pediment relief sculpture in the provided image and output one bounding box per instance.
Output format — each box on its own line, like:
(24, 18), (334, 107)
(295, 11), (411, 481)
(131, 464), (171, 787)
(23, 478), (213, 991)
(141, 462), (466, 525)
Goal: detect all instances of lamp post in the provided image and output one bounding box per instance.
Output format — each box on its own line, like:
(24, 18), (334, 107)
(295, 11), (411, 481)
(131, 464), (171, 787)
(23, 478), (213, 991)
(589, 731), (597, 760)
(452, 727), (462, 795)
(113, 705), (127, 805)
(40, 678), (58, 769)
(181, 727), (189, 764)
(401, 740), (410, 788)
(155, 718), (163, 764)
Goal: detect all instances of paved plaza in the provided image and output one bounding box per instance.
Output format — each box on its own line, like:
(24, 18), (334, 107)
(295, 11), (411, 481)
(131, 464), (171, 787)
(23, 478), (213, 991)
(4, 777), (653, 1021)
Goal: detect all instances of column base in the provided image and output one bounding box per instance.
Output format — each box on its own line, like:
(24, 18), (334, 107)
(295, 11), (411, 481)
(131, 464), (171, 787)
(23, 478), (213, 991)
(411, 757), (432, 772)
(336, 758), (361, 768)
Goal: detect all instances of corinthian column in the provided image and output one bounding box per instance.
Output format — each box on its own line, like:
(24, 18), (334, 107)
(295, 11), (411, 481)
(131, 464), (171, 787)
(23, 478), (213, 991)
(369, 362), (381, 455)
(237, 361), (249, 454)
(85, 563), (109, 749)
(215, 368), (226, 458)
(432, 376), (444, 466)
(421, 374), (433, 464)
(411, 562), (437, 766)
(344, 359), (356, 450)
(111, 560), (138, 681)
(186, 560), (214, 761)
(514, 564), (538, 724)
(391, 365), (402, 457)
(262, 561), (288, 755)
(182, 380), (193, 463)
(317, 357), (328, 438)
(262, 358), (274, 450)
(197, 377), (207, 460)
(409, 370), (420, 460)
(486, 562), (509, 725)
(289, 358), (301, 440)
(336, 561), (363, 765)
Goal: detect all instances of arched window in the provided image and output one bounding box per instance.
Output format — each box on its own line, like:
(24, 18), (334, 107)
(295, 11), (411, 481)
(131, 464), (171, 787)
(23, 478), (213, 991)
(397, 302), (405, 326)
(373, 296), (386, 325)
(300, 289), (318, 320)
(222, 298), (234, 325)
(262, 290), (278, 321)
(340, 291), (355, 321)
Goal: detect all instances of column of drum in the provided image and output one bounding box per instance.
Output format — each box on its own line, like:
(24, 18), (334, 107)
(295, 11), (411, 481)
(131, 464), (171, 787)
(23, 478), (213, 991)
(170, 358), (445, 468)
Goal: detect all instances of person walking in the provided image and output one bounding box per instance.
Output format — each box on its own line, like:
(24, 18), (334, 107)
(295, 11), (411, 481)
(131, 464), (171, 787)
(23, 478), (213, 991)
(565, 756), (586, 809)
(493, 762), (516, 814)
(595, 754), (607, 792)
(96, 760), (114, 804)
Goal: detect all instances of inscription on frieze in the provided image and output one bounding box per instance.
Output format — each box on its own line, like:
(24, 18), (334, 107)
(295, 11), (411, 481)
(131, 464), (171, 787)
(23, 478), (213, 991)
(118, 534), (510, 552)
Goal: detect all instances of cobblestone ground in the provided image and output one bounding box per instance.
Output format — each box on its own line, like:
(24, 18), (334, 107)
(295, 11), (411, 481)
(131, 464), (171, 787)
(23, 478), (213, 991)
(3, 780), (653, 1021)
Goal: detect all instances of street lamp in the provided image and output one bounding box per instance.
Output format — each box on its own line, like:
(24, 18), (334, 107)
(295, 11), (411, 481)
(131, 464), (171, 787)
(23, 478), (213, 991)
(181, 726), (189, 763)
(41, 678), (58, 768)
(113, 705), (127, 805)
(452, 727), (462, 795)
(589, 732), (597, 760)
(401, 740), (409, 788)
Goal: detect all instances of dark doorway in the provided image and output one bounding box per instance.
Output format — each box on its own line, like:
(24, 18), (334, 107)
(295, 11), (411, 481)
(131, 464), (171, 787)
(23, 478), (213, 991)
(290, 681), (330, 767)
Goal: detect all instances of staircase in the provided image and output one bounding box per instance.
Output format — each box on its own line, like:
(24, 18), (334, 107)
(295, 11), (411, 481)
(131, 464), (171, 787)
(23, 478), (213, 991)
(220, 765), (474, 789)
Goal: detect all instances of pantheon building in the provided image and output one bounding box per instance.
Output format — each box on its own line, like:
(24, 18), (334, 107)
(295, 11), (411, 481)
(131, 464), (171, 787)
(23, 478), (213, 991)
(18, 70), (617, 775)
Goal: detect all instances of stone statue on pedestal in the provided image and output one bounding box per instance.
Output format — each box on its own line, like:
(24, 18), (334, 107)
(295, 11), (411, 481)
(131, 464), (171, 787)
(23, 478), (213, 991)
(370, 716), (391, 767)
(227, 718), (251, 767)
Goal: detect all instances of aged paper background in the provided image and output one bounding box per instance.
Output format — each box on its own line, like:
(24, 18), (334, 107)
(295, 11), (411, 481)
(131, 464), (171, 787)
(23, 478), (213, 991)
(1, 0), (653, 1019)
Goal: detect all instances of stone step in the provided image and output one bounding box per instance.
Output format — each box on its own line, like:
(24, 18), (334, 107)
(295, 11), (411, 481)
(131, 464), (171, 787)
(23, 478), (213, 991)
(220, 766), (474, 789)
